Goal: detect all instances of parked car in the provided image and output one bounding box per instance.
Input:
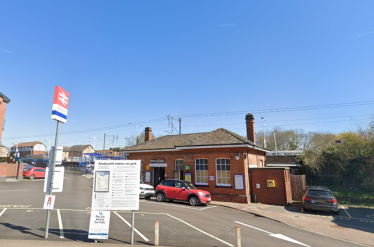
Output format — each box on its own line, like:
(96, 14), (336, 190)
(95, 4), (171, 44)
(23, 167), (46, 180)
(24, 158), (37, 165)
(36, 159), (50, 168)
(155, 179), (211, 206)
(139, 181), (155, 199)
(14, 156), (25, 163)
(23, 164), (35, 171)
(301, 186), (339, 214)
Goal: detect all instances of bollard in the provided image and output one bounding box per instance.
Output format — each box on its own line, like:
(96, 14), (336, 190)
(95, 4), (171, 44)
(155, 221), (159, 246)
(236, 226), (241, 247)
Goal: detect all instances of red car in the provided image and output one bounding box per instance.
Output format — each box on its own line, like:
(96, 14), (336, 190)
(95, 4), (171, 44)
(155, 179), (211, 206)
(23, 167), (46, 180)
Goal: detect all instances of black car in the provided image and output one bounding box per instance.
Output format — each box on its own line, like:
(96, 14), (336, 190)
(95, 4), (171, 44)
(301, 186), (339, 214)
(25, 158), (37, 165)
(36, 159), (50, 168)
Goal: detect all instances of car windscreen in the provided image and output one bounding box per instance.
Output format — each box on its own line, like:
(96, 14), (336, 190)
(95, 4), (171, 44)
(184, 181), (196, 189)
(308, 190), (332, 197)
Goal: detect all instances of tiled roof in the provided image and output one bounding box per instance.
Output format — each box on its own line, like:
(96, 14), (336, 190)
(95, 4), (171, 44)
(12, 141), (45, 148)
(63, 146), (71, 152)
(0, 92), (10, 103)
(123, 128), (260, 152)
(70, 145), (92, 152)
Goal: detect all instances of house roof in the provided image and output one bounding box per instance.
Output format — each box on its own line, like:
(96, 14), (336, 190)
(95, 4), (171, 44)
(70, 145), (93, 152)
(0, 92), (10, 103)
(122, 128), (268, 152)
(63, 146), (71, 152)
(0, 145), (9, 149)
(11, 141), (45, 148)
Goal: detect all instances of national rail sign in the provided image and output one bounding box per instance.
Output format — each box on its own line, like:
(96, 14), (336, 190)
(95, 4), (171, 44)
(51, 86), (69, 123)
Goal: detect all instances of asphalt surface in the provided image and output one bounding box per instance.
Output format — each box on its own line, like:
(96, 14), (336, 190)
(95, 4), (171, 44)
(0, 171), (372, 246)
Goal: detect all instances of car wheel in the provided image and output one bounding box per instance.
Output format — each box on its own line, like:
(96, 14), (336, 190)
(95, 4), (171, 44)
(189, 196), (199, 206)
(29, 175), (35, 180)
(145, 196), (151, 200)
(156, 193), (165, 202)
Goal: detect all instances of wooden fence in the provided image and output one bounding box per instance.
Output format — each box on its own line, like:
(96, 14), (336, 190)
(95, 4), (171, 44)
(290, 175), (306, 201)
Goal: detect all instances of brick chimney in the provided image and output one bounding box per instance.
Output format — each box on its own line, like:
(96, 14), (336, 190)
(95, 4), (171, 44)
(145, 127), (152, 142)
(245, 113), (255, 143)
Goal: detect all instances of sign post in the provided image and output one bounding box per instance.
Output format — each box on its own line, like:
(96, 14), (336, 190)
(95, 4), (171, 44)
(45, 86), (69, 239)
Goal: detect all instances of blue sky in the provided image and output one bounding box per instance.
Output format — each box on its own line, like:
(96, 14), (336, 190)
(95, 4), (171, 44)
(1, 0), (374, 149)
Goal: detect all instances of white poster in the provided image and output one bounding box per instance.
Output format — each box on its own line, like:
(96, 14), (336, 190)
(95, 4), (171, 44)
(43, 195), (56, 209)
(49, 146), (63, 165)
(44, 167), (65, 193)
(88, 211), (111, 239)
(91, 160), (140, 211)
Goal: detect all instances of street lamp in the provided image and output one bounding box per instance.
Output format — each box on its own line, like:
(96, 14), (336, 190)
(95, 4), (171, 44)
(44, 140), (51, 159)
(261, 117), (266, 148)
(90, 136), (99, 150)
(129, 123), (143, 145)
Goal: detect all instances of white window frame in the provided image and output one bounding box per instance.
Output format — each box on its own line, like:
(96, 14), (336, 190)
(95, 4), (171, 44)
(195, 158), (208, 185)
(216, 158), (231, 187)
(140, 160), (144, 182)
(175, 159), (183, 171)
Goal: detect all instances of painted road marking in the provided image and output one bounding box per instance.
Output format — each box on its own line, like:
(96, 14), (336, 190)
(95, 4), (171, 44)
(141, 200), (216, 211)
(235, 221), (310, 247)
(57, 209), (65, 239)
(341, 205), (352, 218)
(168, 214), (234, 247)
(0, 205), (32, 208)
(113, 212), (149, 242)
(0, 208), (7, 217)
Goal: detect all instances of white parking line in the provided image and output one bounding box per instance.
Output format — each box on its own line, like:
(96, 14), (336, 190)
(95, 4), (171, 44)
(141, 200), (216, 211)
(0, 208), (7, 217)
(341, 205), (352, 218)
(113, 212), (149, 242)
(57, 209), (64, 238)
(167, 214), (234, 247)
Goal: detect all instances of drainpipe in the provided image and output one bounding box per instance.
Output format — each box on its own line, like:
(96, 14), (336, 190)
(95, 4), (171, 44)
(247, 146), (255, 203)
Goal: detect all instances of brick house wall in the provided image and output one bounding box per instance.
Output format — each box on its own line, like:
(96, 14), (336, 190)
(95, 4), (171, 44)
(0, 95), (9, 144)
(128, 147), (266, 204)
(251, 168), (292, 205)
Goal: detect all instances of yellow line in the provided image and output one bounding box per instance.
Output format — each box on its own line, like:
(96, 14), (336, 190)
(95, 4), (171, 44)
(341, 205), (352, 218)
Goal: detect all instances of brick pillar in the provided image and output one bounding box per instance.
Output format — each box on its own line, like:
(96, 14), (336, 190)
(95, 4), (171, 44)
(0, 97), (9, 144)
(246, 113), (255, 143)
(145, 127), (152, 142)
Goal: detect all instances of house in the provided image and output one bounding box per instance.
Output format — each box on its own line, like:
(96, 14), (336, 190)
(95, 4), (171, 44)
(121, 114), (293, 205)
(95, 150), (120, 157)
(266, 150), (303, 175)
(68, 145), (94, 157)
(0, 145), (9, 157)
(10, 141), (46, 158)
(0, 92), (11, 145)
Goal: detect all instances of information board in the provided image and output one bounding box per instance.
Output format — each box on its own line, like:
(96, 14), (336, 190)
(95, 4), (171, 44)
(44, 167), (65, 193)
(91, 160), (140, 211)
(88, 211), (111, 239)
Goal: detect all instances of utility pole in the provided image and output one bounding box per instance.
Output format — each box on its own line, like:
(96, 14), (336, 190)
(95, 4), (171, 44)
(44, 140), (51, 159)
(261, 117), (266, 148)
(103, 134), (106, 151)
(178, 115), (181, 135)
(129, 123), (142, 145)
(274, 133), (277, 154)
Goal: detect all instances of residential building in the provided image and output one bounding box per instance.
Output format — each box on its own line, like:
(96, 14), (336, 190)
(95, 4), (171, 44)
(121, 114), (293, 205)
(68, 145), (94, 157)
(10, 141), (46, 158)
(0, 92), (11, 145)
(0, 145), (9, 157)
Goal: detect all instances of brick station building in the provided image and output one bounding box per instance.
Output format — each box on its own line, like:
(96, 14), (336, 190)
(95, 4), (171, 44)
(122, 113), (292, 205)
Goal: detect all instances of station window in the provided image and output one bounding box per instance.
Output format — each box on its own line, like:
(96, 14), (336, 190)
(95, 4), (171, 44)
(175, 159), (183, 171)
(195, 158), (208, 185)
(216, 158), (231, 186)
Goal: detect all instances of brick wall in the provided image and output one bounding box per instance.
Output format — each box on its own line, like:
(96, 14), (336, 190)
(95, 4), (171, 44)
(127, 147), (266, 204)
(251, 168), (292, 205)
(0, 96), (8, 144)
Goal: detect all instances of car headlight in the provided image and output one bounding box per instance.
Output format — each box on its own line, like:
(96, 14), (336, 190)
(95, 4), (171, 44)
(140, 187), (145, 190)
(198, 191), (205, 196)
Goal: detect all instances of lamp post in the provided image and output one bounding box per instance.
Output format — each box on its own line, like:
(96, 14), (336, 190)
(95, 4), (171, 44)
(90, 136), (99, 150)
(129, 123), (143, 145)
(261, 117), (266, 148)
(45, 140), (51, 159)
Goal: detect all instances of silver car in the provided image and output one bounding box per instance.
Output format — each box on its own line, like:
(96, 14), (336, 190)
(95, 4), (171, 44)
(301, 186), (339, 214)
(139, 181), (155, 199)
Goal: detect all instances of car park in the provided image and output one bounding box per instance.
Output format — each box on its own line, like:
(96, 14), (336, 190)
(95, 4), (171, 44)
(155, 179), (211, 206)
(23, 167), (46, 180)
(139, 181), (155, 199)
(301, 186), (339, 214)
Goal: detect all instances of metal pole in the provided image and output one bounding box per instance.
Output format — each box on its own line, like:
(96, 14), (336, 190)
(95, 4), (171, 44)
(274, 133), (277, 154)
(178, 116), (181, 135)
(44, 121), (60, 238)
(262, 118), (266, 148)
(103, 134), (106, 151)
(236, 226), (241, 247)
(131, 210), (135, 244)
